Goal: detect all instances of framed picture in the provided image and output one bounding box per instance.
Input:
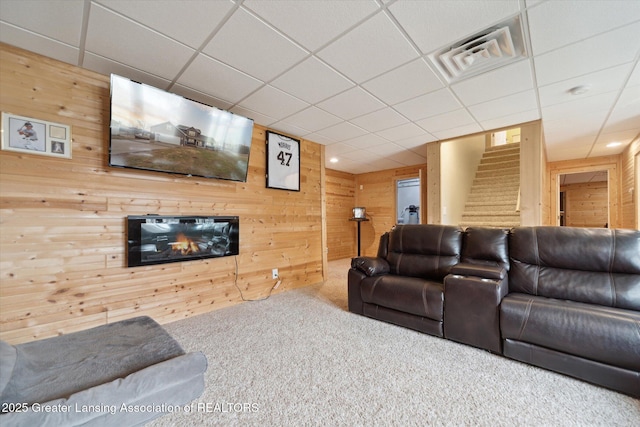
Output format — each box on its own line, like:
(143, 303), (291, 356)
(266, 131), (300, 191)
(1, 112), (72, 159)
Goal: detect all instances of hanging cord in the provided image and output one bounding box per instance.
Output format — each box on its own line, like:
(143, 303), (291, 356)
(233, 256), (279, 302)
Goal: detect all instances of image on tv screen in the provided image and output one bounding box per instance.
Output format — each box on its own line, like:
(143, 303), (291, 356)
(109, 74), (254, 182)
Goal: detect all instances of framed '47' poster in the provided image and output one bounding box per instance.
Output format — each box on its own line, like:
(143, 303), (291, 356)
(266, 131), (300, 191)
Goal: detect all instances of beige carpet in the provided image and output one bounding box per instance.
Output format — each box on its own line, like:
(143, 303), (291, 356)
(148, 258), (639, 426)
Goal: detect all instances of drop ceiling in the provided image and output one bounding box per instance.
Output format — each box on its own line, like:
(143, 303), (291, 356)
(1, 0), (639, 174)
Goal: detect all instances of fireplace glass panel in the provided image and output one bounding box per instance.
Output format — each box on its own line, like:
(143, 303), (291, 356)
(127, 215), (239, 267)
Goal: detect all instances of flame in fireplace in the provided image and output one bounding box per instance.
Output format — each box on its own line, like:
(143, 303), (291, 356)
(170, 233), (200, 255)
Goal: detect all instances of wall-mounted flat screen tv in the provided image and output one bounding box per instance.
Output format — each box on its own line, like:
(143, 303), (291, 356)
(109, 74), (254, 182)
(127, 215), (239, 267)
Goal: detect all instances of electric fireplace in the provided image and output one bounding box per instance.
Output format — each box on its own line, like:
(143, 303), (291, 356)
(127, 215), (239, 267)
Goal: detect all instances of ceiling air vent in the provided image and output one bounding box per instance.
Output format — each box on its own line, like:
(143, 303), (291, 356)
(427, 15), (527, 83)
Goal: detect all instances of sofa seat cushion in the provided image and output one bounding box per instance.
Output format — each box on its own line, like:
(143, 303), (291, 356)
(1, 316), (186, 406)
(360, 275), (444, 321)
(501, 293), (640, 371)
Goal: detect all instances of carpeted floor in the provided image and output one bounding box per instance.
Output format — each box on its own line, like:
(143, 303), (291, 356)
(148, 258), (640, 426)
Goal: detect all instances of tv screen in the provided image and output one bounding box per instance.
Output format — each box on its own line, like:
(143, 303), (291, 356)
(127, 215), (239, 267)
(109, 74), (254, 182)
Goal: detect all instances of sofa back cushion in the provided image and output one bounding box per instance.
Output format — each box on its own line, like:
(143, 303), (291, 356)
(385, 224), (462, 281)
(509, 226), (640, 310)
(461, 227), (509, 270)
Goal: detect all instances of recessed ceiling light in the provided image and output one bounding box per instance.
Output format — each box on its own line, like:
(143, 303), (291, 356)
(568, 85), (591, 95)
(606, 142), (622, 148)
(329, 157), (339, 163)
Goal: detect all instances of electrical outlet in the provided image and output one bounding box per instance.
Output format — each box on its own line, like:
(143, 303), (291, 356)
(272, 268), (278, 279)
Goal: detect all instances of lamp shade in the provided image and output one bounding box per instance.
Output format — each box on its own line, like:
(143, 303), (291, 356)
(352, 207), (366, 219)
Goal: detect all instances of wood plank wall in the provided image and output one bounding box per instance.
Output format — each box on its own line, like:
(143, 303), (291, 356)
(325, 169), (356, 260)
(0, 43), (324, 344)
(560, 182), (609, 227)
(355, 165), (426, 256)
(621, 138), (640, 229)
(547, 155), (621, 228)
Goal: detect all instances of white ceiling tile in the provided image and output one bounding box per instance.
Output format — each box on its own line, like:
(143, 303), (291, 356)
(343, 133), (388, 150)
(451, 59), (534, 106)
(229, 106), (277, 127)
(479, 109), (540, 132)
(0, 23), (79, 65)
(4, 0), (636, 174)
(317, 87), (385, 120)
(238, 85), (309, 121)
(543, 116), (601, 140)
(596, 129), (639, 147)
(325, 143), (359, 157)
(527, 0), (640, 55)
(178, 54), (263, 104)
(317, 11), (419, 83)
(97, 0), (235, 49)
(395, 134), (437, 150)
(627, 62), (640, 87)
(341, 149), (382, 162)
(85, 5), (195, 80)
(243, 0), (379, 52)
(541, 91), (618, 122)
(362, 59), (445, 105)
(271, 57), (354, 104)
(545, 135), (595, 161)
(604, 86), (640, 133)
(389, 0), (522, 54)
(202, 8), (308, 82)
(537, 64), (632, 107)
(0, 0), (84, 46)
(409, 145), (430, 159)
(588, 144), (628, 158)
(416, 109), (477, 133)
(268, 122), (309, 139)
(432, 123), (483, 140)
(84, 53), (172, 92)
(314, 122), (368, 142)
(349, 108), (409, 133)
(366, 157), (405, 172)
(170, 84), (233, 111)
(388, 149), (427, 166)
(375, 123), (428, 142)
(468, 90), (538, 122)
(304, 133), (336, 145)
(394, 88), (461, 121)
(533, 22), (640, 86)
(277, 107), (342, 133)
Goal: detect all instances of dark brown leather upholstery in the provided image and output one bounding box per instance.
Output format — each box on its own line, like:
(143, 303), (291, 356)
(503, 226), (640, 397)
(348, 224), (462, 337)
(348, 225), (640, 397)
(508, 226), (640, 310)
(444, 227), (510, 353)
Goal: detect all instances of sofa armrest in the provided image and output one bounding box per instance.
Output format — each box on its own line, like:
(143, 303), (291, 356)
(443, 272), (509, 354)
(450, 262), (506, 280)
(351, 257), (390, 277)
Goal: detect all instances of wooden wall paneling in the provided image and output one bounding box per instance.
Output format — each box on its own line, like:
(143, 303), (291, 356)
(621, 138), (640, 229)
(426, 142), (441, 224)
(325, 169), (356, 260)
(561, 182), (609, 227)
(355, 165), (425, 256)
(0, 43), (324, 343)
(547, 155), (621, 228)
(519, 121), (544, 226)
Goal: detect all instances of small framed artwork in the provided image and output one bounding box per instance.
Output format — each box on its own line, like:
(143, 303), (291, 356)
(1, 112), (72, 159)
(266, 130), (300, 191)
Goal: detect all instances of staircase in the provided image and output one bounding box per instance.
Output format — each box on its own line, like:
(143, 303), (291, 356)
(460, 143), (521, 228)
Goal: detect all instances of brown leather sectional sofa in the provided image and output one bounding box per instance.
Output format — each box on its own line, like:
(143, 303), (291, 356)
(348, 224), (640, 397)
